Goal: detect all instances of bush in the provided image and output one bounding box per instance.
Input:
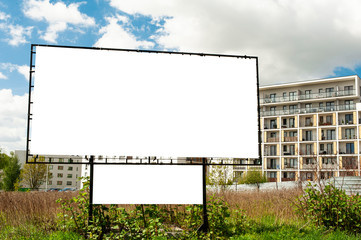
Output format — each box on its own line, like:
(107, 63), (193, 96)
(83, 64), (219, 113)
(295, 183), (361, 233)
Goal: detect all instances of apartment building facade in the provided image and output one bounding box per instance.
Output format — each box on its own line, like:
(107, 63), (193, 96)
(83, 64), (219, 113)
(259, 75), (361, 182)
(15, 150), (82, 190)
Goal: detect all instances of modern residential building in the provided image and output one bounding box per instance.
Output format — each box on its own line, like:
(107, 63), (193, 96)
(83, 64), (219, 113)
(259, 75), (361, 182)
(15, 150), (82, 190)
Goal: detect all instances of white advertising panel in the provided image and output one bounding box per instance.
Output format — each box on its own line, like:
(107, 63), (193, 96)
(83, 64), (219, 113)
(93, 164), (203, 204)
(30, 46), (258, 158)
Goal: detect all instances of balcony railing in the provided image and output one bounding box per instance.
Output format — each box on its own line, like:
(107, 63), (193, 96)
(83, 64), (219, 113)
(281, 178), (296, 182)
(261, 89), (355, 104)
(284, 136), (297, 142)
(283, 152), (296, 156)
(262, 104), (355, 117)
(264, 152), (278, 156)
(341, 135), (357, 140)
(266, 137), (279, 142)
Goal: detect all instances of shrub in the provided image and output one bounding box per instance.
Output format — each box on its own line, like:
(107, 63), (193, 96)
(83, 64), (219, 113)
(295, 183), (361, 233)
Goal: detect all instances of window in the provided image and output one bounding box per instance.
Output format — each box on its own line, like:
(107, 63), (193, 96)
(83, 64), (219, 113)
(49, 173), (53, 178)
(319, 88), (323, 93)
(68, 166), (73, 171)
(305, 90), (311, 99)
(305, 117), (312, 126)
(345, 128), (355, 139)
(345, 100), (353, 110)
(346, 143), (354, 154)
(270, 132), (276, 138)
(270, 145), (277, 155)
(283, 92), (287, 100)
(67, 174), (72, 178)
(270, 119), (277, 129)
(48, 180), (52, 185)
(49, 165), (53, 170)
(305, 103), (312, 112)
(270, 159), (277, 169)
(345, 114), (353, 124)
(283, 106), (287, 113)
(57, 181), (62, 185)
(289, 131), (297, 137)
(289, 105), (296, 113)
(344, 85), (353, 95)
(67, 181), (72, 186)
(305, 131), (312, 141)
(58, 166), (63, 170)
(326, 115), (332, 124)
(305, 158), (314, 164)
(289, 92), (296, 101)
(319, 102), (324, 108)
(326, 87), (334, 97)
(306, 144), (313, 155)
(270, 107), (276, 114)
(68, 158), (73, 163)
(57, 173), (63, 178)
(270, 93), (276, 102)
(320, 144), (324, 151)
(289, 118), (295, 128)
(58, 158), (64, 163)
(283, 118), (287, 126)
(269, 172), (277, 178)
(326, 102), (335, 111)
(289, 145), (295, 155)
(289, 159), (297, 168)
(327, 143), (333, 154)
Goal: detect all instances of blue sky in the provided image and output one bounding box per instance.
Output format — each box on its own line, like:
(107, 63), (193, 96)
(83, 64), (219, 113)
(1, 0), (361, 152)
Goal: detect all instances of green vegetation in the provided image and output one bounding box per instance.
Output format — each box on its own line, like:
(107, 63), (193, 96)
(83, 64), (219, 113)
(0, 150), (21, 191)
(295, 183), (361, 233)
(238, 169), (267, 190)
(20, 157), (50, 190)
(1, 177), (361, 239)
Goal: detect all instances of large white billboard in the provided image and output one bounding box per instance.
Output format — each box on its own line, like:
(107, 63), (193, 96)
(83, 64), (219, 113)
(30, 46), (259, 158)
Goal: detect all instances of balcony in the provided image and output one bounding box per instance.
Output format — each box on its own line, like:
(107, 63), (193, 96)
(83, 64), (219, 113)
(281, 178), (296, 182)
(319, 150), (334, 155)
(263, 124), (278, 129)
(341, 135), (357, 140)
(283, 152), (296, 156)
(284, 136), (298, 142)
(268, 178), (278, 182)
(267, 137), (279, 142)
(261, 89), (356, 105)
(261, 104), (355, 117)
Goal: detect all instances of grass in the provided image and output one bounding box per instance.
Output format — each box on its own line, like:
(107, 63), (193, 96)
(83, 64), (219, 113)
(0, 188), (360, 239)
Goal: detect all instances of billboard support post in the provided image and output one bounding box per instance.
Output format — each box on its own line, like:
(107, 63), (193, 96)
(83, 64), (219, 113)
(198, 157), (209, 233)
(88, 155), (94, 225)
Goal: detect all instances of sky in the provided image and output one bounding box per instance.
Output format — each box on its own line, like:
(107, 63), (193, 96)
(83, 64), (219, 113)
(1, 0), (361, 153)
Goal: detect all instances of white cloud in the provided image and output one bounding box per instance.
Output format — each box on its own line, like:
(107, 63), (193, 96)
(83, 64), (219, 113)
(109, 0), (361, 85)
(23, 0), (95, 43)
(8, 24), (33, 46)
(16, 65), (29, 81)
(0, 21), (33, 46)
(0, 11), (10, 20)
(0, 63), (29, 81)
(0, 89), (28, 152)
(94, 15), (154, 49)
(0, 72), (7, 79)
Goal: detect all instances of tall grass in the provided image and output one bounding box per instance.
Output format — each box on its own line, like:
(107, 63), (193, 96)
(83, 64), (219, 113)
(0, 191), (76, 228)
(215, 188), (301, 222)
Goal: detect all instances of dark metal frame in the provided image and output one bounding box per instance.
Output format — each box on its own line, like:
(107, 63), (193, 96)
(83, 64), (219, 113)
(26, 44), (262, 233)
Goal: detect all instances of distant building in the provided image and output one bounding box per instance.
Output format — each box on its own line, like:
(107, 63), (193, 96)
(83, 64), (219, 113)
(15, 150), (82, 190)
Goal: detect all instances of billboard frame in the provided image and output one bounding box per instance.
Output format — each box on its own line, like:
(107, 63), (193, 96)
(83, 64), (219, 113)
(26, 44), (261, 233)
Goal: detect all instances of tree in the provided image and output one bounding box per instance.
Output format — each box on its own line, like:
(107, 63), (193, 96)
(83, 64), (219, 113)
(2, 154), (21, 191)
(20, 158), (49, 190)
(238, 169), (267, 191)
(0, 149), (12, 190)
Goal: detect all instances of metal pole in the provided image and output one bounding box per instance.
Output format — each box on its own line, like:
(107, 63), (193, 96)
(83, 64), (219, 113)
(198, 157), (209, 233)
(88, 155), (94, 225)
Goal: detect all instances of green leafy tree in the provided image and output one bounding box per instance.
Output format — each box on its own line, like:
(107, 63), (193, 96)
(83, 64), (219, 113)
(2, 154), (21, 191)
(239, 169), (267, 190)
(20, 157), (49, 190)
(0, 149), (12, 190)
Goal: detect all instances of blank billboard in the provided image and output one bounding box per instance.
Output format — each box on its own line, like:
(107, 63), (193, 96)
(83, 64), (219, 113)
(93, 164), (203, 204)
(30, 46), (259, 158)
